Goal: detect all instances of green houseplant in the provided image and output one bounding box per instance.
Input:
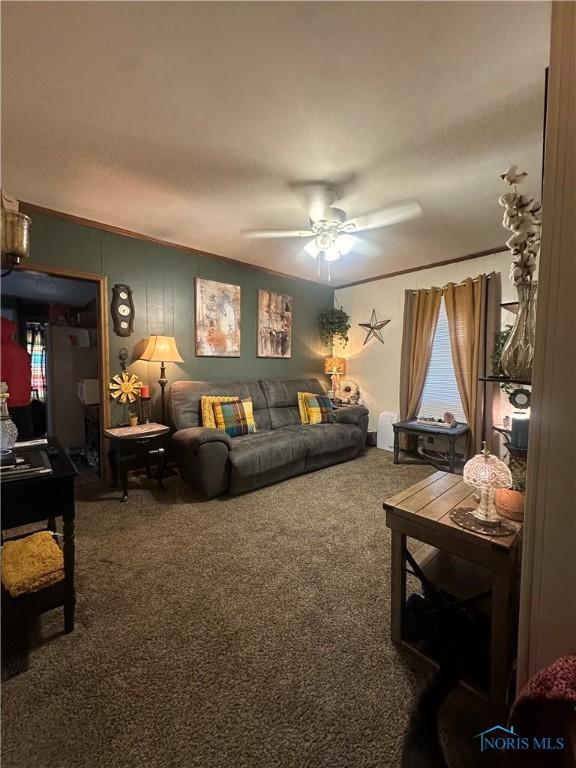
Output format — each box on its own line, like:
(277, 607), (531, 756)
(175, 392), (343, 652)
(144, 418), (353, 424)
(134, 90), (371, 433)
(318, 306), (351, 349)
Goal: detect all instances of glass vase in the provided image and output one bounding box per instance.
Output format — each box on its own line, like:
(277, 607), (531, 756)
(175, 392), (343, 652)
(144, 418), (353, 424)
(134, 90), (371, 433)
(0, 382), (18, 452)
(500, 281), (537, 381)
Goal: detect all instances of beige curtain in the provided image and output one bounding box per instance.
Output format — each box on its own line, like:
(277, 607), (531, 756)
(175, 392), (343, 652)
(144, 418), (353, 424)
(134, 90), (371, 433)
(399, 287), (442, 423)
(444, 275), (488, 455)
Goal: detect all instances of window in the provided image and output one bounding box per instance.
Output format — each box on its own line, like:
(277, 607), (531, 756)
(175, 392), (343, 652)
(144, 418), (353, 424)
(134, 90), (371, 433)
(418, 298), (466, 423)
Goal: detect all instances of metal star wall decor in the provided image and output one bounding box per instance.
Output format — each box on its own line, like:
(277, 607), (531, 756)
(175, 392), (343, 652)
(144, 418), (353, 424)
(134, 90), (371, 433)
(359, 309), (390, 345)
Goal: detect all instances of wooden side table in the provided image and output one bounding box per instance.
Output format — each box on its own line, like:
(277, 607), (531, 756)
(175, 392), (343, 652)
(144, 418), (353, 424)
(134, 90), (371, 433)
(104, 423), (170, 502)
(392, 419), (469, 473)
(383, 471), (522, 717)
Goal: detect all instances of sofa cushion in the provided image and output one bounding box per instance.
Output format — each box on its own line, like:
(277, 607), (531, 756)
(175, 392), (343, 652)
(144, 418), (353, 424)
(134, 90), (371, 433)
(170, 380), (270, 430)
(280, 423), (363, 456)
(212, 399), (257, 437)
(260, 378), (327, 429)
(301, 393), (336, 425)
(201, 395), (239, 428)
(229, 429), (309, 478)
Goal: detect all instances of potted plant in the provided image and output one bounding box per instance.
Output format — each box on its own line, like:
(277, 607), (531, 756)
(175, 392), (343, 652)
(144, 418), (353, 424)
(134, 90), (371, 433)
(318, 306), (351, 350)
(496, 463), (526, 521)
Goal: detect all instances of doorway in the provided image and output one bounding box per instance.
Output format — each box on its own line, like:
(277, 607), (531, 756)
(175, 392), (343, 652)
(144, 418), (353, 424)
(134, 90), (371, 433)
(1, 266), (110, 483)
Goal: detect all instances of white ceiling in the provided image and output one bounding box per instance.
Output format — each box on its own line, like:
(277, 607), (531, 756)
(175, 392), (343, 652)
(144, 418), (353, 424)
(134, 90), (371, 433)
(1, 2), (550, 286)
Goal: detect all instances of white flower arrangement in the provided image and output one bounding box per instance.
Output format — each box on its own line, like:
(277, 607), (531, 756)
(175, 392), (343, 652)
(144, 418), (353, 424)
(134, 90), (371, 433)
(498, 166), (541, 286)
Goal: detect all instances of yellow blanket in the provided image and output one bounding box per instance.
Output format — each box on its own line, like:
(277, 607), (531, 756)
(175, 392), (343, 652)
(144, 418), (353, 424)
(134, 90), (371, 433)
(2, 531), (65, 597)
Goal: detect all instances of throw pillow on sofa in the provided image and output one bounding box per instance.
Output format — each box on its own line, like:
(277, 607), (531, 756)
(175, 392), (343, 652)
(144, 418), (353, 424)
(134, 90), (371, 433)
(300, 393), (336, 425)
(212, 399), (257, 437)
(201, 395), (239, 428)
(297, 391), (317, 424)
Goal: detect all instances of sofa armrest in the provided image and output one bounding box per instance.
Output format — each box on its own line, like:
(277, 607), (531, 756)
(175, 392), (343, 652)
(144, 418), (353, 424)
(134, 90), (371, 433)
(172, 426), (233, 450)
(172, 427), (232, 498)
(332, 405), (369, 425)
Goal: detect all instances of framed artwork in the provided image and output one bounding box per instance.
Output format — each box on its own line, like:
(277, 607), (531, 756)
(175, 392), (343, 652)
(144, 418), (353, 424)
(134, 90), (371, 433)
(257, 290), (292, 358)
(195, 278), (241, 357)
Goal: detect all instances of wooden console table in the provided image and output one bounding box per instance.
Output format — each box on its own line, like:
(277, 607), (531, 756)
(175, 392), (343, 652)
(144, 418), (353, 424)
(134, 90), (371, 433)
(383, 471), (522, 717)
(393, 419), (469, 474)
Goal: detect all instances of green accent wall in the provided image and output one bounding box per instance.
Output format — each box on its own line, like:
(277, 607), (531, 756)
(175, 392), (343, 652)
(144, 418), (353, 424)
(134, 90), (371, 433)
(25, 212), (334, 423)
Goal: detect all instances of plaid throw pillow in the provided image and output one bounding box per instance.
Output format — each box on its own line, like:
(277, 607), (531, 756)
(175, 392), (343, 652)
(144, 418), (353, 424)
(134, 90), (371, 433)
(302, 393), (335, 425)
(212, 399), (257, 437)
(201, 395), (239, 428)
(297, 391), (317, 424)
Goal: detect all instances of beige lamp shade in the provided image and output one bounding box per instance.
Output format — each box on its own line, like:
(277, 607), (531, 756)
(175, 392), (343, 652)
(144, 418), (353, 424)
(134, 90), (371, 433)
(324, 357), (347, 375)
(140, 335), (184, 363)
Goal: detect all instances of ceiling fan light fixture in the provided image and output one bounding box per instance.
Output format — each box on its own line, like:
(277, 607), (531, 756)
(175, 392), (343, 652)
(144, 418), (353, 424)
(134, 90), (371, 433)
(304, 239), (320, 258)
(324, 245), (341, 262)
(335, 234), (354, 256)
(315, 231), (333, 251)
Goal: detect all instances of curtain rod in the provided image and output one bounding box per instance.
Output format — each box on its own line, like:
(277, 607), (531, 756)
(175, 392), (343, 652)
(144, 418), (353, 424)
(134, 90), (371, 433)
(407, 271), (497, 294)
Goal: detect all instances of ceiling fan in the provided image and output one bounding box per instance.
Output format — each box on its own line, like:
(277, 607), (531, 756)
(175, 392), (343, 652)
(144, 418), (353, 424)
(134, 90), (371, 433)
(242, 182), (422, 272)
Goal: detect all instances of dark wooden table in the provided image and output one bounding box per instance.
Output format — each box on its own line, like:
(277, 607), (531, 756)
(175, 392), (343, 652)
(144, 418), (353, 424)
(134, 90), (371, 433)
(1, 437), (77, 633)
(105, 423), (170, 502)
(393, 419), (469, 473)
(383, 471), (522, 717)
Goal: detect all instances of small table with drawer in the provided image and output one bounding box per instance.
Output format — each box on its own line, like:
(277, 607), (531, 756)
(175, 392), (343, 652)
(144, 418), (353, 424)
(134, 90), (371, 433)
(105, 423), (170, 502)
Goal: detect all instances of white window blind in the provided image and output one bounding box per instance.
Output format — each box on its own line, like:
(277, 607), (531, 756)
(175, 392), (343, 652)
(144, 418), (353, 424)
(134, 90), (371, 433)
(418, 298), (467, 423)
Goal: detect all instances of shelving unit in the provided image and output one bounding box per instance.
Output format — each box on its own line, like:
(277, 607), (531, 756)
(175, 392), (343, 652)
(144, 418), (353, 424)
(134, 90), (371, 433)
(479, 375), (532, 386)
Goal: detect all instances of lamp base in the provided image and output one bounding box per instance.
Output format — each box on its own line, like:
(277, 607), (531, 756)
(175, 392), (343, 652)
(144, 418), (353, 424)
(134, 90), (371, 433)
(449, 507), (517, 537)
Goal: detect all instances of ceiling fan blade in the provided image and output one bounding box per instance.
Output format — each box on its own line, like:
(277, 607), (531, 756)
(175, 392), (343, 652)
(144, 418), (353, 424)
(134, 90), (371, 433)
(344, 200), (422, 232)
(242, 229), (314, 239)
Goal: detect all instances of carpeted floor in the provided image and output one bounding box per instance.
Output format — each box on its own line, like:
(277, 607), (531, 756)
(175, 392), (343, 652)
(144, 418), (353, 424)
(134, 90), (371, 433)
(2, 449), (489, 768)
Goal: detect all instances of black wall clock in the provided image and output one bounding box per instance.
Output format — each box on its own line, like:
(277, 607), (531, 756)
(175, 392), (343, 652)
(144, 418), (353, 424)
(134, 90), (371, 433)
(111, 284), (135, 337)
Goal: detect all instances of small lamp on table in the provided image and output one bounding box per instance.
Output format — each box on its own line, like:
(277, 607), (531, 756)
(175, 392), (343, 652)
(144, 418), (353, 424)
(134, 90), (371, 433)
(324, 357), (346, 399)
(139, 335), (184, 425)
(451, 442), (516, 536)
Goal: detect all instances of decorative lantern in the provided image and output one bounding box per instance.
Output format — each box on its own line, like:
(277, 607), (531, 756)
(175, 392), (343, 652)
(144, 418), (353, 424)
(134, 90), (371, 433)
(1, 194), (31, 277)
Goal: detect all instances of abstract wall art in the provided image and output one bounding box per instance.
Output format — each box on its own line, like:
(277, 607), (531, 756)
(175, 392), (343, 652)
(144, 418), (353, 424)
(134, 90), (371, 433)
(195, 278), (241, 357)
(257, 290), (292, 358)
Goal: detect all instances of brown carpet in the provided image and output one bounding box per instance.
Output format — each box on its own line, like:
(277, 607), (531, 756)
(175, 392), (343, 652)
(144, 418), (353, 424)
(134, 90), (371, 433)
(1, 449), (488, 768)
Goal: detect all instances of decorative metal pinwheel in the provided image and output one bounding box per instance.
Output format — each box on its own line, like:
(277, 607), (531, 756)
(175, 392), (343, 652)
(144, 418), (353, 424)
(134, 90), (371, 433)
(109, 372), (142, 404)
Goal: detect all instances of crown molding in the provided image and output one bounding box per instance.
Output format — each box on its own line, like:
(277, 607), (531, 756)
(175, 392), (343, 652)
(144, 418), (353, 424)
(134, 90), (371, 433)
(334, 246), (508, 289)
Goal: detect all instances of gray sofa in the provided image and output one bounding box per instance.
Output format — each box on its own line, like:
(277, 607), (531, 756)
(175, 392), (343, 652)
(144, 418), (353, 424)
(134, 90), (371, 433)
(169, 378), (369, 497)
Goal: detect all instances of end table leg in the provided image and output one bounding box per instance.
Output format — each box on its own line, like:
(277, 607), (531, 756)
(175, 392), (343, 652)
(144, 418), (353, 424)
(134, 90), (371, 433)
(448, 438), (456, 474)
(109, 449), (118, 488)
(157, 447), (167, 491)
(393, 430), (400, 464)
(120, 457), (129, 502)
(391, 530), (406, 644)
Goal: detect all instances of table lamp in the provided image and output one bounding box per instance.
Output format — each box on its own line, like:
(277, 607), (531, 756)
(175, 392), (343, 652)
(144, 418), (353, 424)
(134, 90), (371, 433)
(324, 357), (346, 398)
(140, 335), (184, 425)
(452, 442), (515, 535)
